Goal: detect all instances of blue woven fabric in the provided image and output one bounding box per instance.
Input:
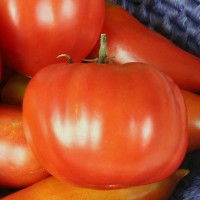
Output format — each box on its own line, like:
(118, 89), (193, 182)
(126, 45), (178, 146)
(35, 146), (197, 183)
(110, 0), (200, 57)
(169, 150), (200, 200)
(169, 171), (200, 200)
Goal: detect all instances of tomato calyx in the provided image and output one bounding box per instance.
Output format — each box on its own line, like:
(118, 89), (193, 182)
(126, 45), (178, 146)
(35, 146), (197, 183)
(84, 33), (114, 64)
(57, 34), (114, 64)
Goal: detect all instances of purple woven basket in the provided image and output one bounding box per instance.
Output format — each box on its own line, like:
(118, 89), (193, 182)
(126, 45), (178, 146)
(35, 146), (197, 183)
(111, 0), (200, 58)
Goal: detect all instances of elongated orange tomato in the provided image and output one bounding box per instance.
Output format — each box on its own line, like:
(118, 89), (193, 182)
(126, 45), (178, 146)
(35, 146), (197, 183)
(1, 169), (188, 200)
(88, 2), (200, 93)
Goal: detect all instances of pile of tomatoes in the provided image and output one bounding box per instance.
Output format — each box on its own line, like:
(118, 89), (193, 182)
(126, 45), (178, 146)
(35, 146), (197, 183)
(0, 1), (200, 199)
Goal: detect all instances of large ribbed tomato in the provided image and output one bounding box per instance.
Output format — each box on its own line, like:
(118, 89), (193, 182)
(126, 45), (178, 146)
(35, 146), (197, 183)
(22, 62), (187, 189)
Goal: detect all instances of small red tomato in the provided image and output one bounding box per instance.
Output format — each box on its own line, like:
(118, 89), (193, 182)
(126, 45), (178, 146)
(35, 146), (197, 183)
(0, 104), (49, 188)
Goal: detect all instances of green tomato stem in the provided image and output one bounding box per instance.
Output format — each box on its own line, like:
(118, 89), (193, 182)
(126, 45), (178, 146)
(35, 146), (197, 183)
(58, 34), (110, 64)
(98, 33), (108, 64)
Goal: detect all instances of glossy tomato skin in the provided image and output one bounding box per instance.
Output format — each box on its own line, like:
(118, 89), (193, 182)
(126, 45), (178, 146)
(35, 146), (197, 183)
(0, 0), (105, 76)
(181, 90), (200, 152)
(22, 62), (187, 189)
(1, 169), (189, 200)
(88, 2), (200, 93)
(0, 105), (49, 188)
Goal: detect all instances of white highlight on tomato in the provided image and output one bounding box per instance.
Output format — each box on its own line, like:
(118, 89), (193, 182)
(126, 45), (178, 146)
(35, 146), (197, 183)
(36, 0), (54, 25)
(8, 0), (19, 27)
(0, 142), (27, 166)
(52, 108), (102, 150)
(141, 117), (153, 147)
(115, 45), (138, 63)
(61, 0), (77, 20)
(194, 119), (200, 129)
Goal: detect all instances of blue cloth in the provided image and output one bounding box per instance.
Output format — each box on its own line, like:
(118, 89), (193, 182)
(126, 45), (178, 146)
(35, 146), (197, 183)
(110, 0), (200, 57)
(169, 150), (200, 200)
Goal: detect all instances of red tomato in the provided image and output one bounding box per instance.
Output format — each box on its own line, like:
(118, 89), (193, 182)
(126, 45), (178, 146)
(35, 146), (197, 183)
(0, 169), (188, 200)
(181, 90), (200, 152)
(88, 2), (200, 93)
(0, 104), (49, 188)
(22, 62), (187, 189)
(0, 0), (105, 76)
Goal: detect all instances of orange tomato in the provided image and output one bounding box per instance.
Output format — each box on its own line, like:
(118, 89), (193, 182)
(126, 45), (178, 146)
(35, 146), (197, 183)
(1, 169), (188, 200)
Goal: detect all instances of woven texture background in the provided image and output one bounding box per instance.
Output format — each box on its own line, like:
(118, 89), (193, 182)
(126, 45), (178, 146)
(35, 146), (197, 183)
(170, 150), (200, 200)
(111, 0), (200, 58)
